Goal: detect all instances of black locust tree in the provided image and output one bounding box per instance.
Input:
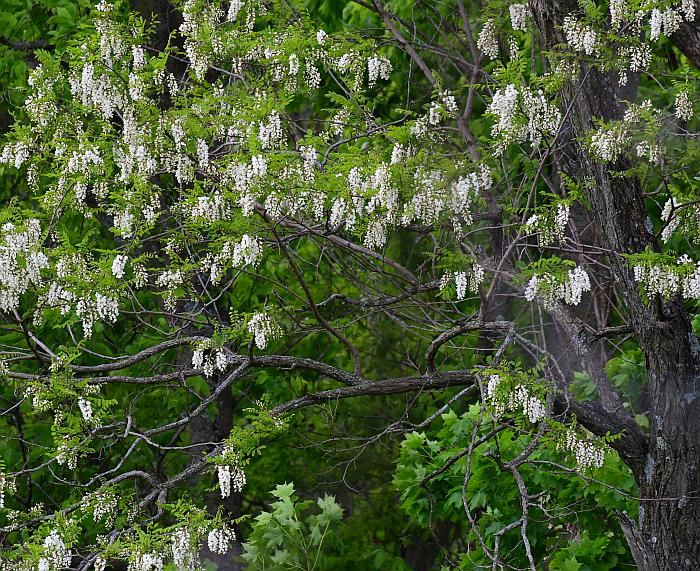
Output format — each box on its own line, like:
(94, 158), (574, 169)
(0, 0), (698, 569)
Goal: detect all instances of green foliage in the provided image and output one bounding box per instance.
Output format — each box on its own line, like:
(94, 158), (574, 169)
(393, 405), (637, 569)
(241, 483), (344, 570)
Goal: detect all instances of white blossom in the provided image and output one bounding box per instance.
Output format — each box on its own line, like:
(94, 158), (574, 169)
(248, 312), (275, 349)
(40, 530), (72, 571)
(610, 0), (627, 29)
(232, 234), (263, 267)
(590, 126), (626, 162)
(217, 459), (246, 498)
(681, 0), (695, 20)
(477, 19), (499, 59)
(258, 110), (284, 149)
(524, 266), (590, 308)
(561, 428), (605, 470)
(0, 141), (30, 169)
(172, 528), (196, 571)
(191, 192), (228, 221)
(650, 9), (662, 41)
(509, 4), (528, 31)
(196, 138), (209, 169)
(487, 84), (560, 150)
(675, 91), (693, 121)
(207, 528), (235, 555)
(561, 266), (591, 306)
(78, 398), (93, 422)
(563, 16), (597, 55)
(483, 374), (546, 423)
(132, 45), (146, 68)
(524, 275), (539, 301)
(128, 553), (163, 571)
(367, 56), (392, 87)
(227, 0), (244, 21)
(112, 254), (128, 279)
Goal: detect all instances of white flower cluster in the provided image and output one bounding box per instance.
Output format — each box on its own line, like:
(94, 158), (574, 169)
(441, 91), (458, 115)
(172, 528), (197, 571)
(428, 101), (444, 126)
(367, 56), (392, 87)
(650, 7), (683, 41)
(191, 192), (229, 222)
(525, 203), (570, 246)
(155, 269), (184, 311)
(248, 312), (276, 349)
(128, 552), (164, 571)
(561, 266), (592, 306)
(562, 16), (598, 56)
(78, 398), (93, 422)
(448, 171), (482, 227)
(609, 1), (694, 39)
(509, 4), (528, 31)
(633, 255), (700, 299)
(38, 530), (71, 571)
(207, 528), (236, 555)
(561, 428), (605, 470)
(258, 110), (285, 149)
(339, 163), (400, 248)
(401, 166), (490, 234)
(484, 374), (547, 423)
(636, 140), (662, 164)
(56, 441), (79, 470)
(95, 1), (128, 67)
(218, 461), (246, 498)
(26, 65), (58, 127)
(609, 0), (627, 29)
(228, 0), (244, 21)
(112, 254), (128, 279)
(487, 84), (561, 150)
(231, 234), (263, 267)
(180, 0), (225, 79)
(477, 19), (499, 59)
(69, 61), (123, 121)
(224, 155), (268, 216)
(76, 293), (120, 338)
(0, 474), (16, 509)
(622, 44), (652, 74)
(439, 265), (485, 300)
(0, 141), (30, 169)
(192, 347), (229, 378)
(205, 234), (263, 284)
(524, 266), (591, 309)
(0, 220), (48, 313)
(661, 198), (681, 242)
(675, 91), (694, 121)
(590, 125), (627, 162)
(81, 489), (118, 528)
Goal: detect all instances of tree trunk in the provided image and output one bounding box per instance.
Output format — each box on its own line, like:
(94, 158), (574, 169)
(530, 1), (700, 567)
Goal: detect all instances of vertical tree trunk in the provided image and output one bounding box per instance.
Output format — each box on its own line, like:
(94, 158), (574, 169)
(530, 1), (700, 567)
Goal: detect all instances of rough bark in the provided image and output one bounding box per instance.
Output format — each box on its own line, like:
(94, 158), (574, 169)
(672, 1), (700, 69)
(531, 1), (700, 568)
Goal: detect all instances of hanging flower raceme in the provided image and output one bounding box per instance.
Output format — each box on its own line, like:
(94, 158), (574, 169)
(631, 253), (700, 300)
(524, 264), (591, 309)
(482, 372), (547, 424)
(217, 446), (247, 498)
(248, 312), (277, 349)
(440, 264), (485, 300)
(487, 84), (561, 151)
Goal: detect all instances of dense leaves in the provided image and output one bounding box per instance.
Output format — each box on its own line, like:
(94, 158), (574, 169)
(0, 0), (698, 569)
